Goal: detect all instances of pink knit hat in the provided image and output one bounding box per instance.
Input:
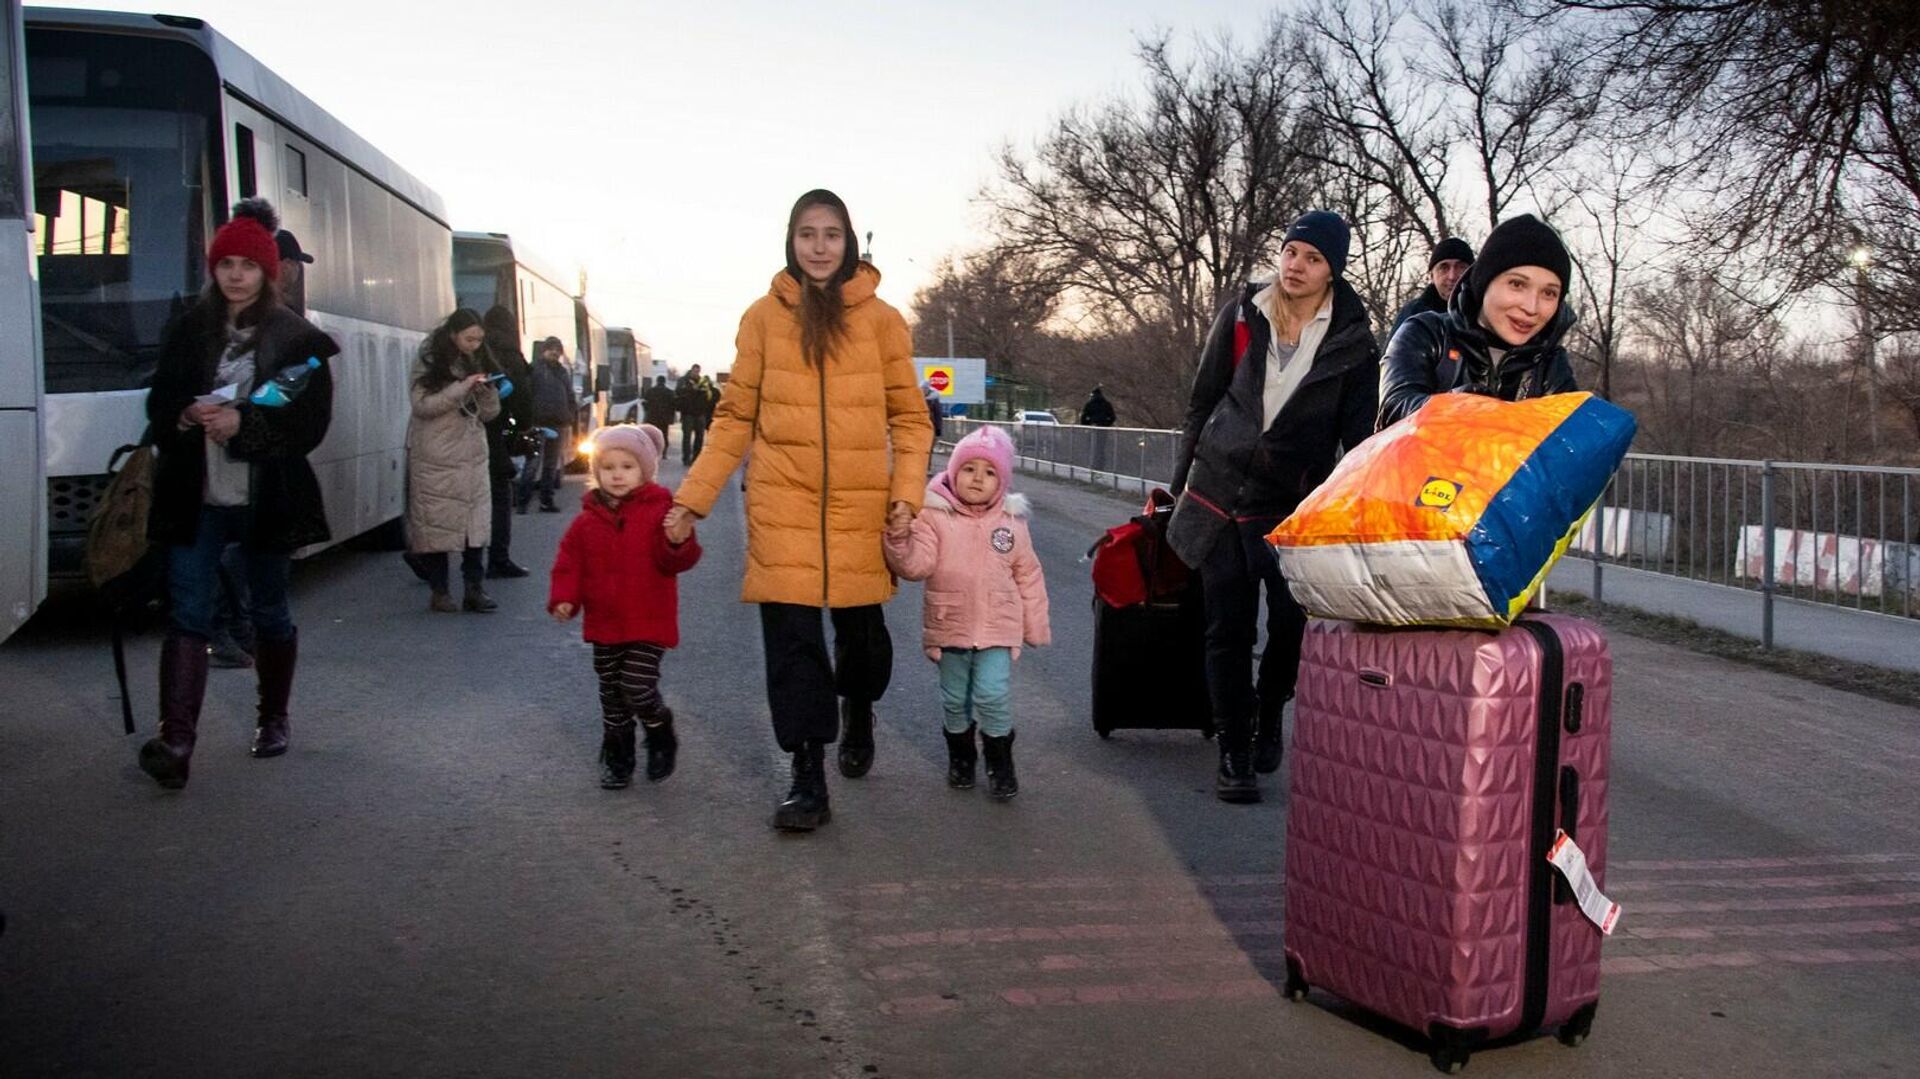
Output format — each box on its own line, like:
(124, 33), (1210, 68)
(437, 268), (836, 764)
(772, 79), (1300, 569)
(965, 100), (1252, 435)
(946, 425), (1015, 489)
(591, 424), (665, 485)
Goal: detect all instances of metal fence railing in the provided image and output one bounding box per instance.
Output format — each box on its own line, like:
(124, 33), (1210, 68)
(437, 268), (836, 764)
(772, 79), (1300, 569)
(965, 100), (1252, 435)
(947, 417), (1920, 645)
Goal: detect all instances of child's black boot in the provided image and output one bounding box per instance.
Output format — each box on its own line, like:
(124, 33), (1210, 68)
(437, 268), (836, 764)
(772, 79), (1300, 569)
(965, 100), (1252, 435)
(772, 741), (832, 831)
(643, 708), (678, 782)
(981, 731), (1018, 802)
(600, 722), (637, 789)
(944, 724), (977, 789)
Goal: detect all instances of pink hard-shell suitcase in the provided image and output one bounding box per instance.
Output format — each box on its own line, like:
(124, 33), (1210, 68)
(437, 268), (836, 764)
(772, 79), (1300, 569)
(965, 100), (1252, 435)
(1282, 614), (1611, 1073)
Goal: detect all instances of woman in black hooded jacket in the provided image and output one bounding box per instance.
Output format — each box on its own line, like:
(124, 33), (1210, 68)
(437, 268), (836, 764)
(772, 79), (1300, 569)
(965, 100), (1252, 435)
(139, 198), (339, 790)
(1377, 214), (1579, 429)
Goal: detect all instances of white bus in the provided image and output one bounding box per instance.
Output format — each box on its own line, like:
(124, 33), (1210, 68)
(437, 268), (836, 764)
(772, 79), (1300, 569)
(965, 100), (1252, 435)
(1, 0), (43, 643)
(26, 8), (452, 575)
(455, 230), (609, 455)
(603, 326), (650, 426)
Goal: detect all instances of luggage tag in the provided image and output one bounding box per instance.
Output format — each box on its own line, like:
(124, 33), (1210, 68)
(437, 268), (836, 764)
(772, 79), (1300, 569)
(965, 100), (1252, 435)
(1547, 830), (1621, 935)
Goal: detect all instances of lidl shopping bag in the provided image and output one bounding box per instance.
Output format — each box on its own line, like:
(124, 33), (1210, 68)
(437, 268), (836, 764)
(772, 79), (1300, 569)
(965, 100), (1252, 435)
(1266, 392), (1636, 628)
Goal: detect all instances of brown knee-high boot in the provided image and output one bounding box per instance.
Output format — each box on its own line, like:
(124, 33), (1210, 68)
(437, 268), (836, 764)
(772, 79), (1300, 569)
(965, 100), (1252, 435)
(251, 631), (297, 758)
(139, 634), (209, 789)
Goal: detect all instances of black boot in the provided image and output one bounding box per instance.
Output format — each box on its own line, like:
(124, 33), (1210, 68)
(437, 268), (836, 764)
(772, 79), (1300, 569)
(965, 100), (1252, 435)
(140, 634), (209, 790)
(250, 632), (297, 758)
(643, 708), (678, 782)
(1253, 700), (1286, 775)
(772, 742), (831, 831)
(599, 723), (636, 789)
(981, 731), (1018, 802)
(838, 699), (875, 778)
(1216, 732), (1262, 804)
(944, 724), (977, 789)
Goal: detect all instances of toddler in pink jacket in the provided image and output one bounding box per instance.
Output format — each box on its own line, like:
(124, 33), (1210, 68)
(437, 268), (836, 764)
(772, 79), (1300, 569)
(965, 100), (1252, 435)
(883, 425), (1050, 801)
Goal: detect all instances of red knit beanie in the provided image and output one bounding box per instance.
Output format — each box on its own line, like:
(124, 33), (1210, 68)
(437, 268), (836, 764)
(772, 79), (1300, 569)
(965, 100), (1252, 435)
(207, 198), (282, 281)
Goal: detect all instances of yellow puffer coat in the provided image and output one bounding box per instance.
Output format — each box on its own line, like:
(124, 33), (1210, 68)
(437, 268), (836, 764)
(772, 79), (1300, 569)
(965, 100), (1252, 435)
(676, 264), (934, 607)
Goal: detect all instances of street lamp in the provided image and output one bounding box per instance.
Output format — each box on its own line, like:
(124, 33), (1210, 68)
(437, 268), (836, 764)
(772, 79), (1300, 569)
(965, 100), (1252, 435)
(1850, 245), (1879, 454)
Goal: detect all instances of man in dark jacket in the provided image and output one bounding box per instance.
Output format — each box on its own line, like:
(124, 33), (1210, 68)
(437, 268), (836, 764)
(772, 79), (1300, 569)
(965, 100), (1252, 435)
(1377, 214), (1578, 430)
(1167, 210), (1380, 804)
(1389, 236), (1474, 338)
(1079, 386), (1116, 426)
(642, 375), (677, 433)
(481, 306), (533, 574)
(675, 364), (714, 465)
(517, 336), (578, 513)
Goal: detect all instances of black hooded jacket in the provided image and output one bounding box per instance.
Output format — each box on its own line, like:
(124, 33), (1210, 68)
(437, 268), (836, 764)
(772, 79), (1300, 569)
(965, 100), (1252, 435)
(1166, 278), (1380, 567)
(145, 301), (340, 552)
(1390, 283), (1445, 337)
(1376, 274), (1579, 431)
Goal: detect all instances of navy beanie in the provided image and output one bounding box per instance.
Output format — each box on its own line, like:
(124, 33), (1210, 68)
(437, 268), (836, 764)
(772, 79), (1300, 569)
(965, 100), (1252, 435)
(1467, 215), (1571, 297)
(1429, 236), (1474, 268)
(1282, 210), (1350, 278)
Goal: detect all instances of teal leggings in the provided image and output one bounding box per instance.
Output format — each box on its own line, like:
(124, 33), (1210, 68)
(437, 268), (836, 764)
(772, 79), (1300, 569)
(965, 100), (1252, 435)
(938, 647), (1013, 737)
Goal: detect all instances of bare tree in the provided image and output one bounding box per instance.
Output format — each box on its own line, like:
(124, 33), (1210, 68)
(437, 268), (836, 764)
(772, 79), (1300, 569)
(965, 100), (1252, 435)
(1527, 0), (1920, 334)
(907, 247), (1058, 380)
(1557, 146), (1658, 400)
(1293, 0), (1454, 246)
(983, 23), (1321, 407)
(1419, 0), (1600, 230)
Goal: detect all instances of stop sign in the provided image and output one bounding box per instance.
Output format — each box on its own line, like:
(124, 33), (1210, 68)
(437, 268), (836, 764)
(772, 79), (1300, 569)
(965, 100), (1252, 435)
(928, 369), (951, 393)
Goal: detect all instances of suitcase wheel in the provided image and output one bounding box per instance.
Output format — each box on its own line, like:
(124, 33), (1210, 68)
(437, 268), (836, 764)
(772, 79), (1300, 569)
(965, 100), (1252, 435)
(1095, 725), (1113, 740)
(1426, 1025), (1476, 1074)
(1282, 958), (1308, 1002)
(1557, 1002), (1597, 1048)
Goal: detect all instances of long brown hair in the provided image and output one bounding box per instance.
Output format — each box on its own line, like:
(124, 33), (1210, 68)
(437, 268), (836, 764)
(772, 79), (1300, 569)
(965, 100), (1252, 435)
(785, 189), (861, 368)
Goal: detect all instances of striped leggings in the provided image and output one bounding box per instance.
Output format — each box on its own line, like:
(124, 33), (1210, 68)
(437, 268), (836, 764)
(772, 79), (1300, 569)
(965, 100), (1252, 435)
(592, 642), (666, 730)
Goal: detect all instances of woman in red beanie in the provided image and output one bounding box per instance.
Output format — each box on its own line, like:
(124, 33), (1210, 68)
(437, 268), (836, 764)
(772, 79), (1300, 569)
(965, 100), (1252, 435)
(138, 198), (341, 790)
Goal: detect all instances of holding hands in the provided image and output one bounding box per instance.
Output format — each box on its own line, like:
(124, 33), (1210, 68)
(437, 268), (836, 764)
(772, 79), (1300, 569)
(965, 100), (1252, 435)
(885, 500), (915, 540)
(663, 504), (699, 545)
(550, 602), (576, 622)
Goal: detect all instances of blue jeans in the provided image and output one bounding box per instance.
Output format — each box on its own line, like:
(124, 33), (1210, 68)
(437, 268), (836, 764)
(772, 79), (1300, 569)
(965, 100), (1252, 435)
(937, 646), (1013, 737)
(168, 506), (294, 643)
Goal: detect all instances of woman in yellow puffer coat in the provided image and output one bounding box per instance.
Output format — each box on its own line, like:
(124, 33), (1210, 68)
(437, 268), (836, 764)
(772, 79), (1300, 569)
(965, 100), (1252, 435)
(668, 189), (934, 832)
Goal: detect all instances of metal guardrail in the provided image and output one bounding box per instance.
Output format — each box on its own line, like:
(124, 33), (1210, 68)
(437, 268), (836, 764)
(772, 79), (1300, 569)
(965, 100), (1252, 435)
(947, 417), (1920, 644)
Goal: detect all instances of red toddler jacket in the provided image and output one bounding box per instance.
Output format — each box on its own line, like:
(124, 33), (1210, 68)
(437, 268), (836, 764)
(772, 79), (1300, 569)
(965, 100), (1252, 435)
(548, 484), (701, 646)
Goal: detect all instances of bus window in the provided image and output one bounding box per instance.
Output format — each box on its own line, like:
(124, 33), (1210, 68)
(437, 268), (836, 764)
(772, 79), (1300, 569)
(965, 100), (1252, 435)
(235, 123), (255, 199)
(28, 30), (220, 394)
(284, 144), (306, 197)
(0, 8), (22, 221)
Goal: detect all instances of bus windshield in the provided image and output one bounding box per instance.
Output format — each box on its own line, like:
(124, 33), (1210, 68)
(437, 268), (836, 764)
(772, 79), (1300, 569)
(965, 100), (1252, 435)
(454, 239), (513, 318)
(28, 31), (219, 394)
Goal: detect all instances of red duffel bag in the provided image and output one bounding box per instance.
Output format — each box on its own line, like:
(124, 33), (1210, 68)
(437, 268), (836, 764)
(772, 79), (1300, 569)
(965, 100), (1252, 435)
(1089, 488), (1189, 607)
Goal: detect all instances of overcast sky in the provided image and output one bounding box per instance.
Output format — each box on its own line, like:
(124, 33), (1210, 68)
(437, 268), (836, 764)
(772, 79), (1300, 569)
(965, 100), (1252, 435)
(38, 0), (1262, 369)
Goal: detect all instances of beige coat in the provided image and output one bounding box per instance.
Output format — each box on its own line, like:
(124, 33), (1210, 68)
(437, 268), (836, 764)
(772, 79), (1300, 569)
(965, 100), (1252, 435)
(676, 264), (934, 607)
(405, 354), (500, 553)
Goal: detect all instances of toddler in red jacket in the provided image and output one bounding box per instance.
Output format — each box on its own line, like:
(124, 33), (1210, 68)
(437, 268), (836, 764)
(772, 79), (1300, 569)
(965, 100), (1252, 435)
(549, 424), (701, 789)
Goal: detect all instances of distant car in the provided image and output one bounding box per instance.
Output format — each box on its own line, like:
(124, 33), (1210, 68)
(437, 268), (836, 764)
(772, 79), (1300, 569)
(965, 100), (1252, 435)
(1018, 410), (1059, 425)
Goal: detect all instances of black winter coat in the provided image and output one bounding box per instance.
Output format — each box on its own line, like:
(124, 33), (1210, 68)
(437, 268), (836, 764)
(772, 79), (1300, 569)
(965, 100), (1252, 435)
(483, 332), (533, 478)
(1390, 284), (1445, 337)
(1167, 278), (1380, 567)
(1376, 274), (1579, 431)
(642, 382), (678, 428)
(146, 301), (340, 552)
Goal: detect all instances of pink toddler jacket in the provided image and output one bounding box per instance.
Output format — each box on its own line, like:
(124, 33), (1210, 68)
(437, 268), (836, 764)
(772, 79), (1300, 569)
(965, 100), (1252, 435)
(883, 476), (1051, 652)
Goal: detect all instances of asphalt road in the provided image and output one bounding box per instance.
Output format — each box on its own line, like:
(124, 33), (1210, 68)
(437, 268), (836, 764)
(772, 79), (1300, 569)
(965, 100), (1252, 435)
(3, 454), (1917, 1078)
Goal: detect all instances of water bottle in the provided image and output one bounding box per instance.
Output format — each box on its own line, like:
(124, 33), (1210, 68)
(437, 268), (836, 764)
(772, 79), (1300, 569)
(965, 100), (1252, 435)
(250, 357), (323, 408)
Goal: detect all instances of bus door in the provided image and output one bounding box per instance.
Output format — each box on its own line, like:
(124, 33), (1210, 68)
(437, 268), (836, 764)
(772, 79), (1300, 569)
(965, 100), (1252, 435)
(0, 0), (44, 641)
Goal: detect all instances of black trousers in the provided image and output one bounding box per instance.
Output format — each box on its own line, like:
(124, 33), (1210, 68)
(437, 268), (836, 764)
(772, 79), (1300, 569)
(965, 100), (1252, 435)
(424, 548), (486, 592)
(758, 602), (892, 752)
(681, 414), (708, 463)
(488, 469), (513, 565)
(1199, 518), (1307, 747)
